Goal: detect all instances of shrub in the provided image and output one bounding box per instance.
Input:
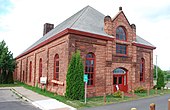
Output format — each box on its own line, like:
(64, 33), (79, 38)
(156, 70), (165, 89)
(113, 90), (122, 98)
(134, 86), (146, 93)
(65, 50), (84, 100)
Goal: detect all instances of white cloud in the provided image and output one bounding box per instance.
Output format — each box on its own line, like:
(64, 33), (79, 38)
(0, 0), (170, 70)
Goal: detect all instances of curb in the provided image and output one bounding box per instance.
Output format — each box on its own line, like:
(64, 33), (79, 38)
(10, 88), (76, 110)
(10, 88), (32, 103)
(10, 88), (44, 109)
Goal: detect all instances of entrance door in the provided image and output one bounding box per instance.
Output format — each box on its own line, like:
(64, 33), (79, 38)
(113, 68), (128, 92)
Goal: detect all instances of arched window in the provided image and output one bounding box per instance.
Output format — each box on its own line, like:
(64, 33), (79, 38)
(54, 54), (59, 81)
(140, 58), (145, 82)
(113, 68), (126, 75)
(39, 58), (42, 82)
(116, 26), (126, 41)
(85, 53), (95, 86)
(29, 61), (32, 82)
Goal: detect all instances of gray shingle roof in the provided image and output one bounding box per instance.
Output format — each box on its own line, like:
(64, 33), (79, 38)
(136, 35), (155, 47)
(23, 5), (155, 54)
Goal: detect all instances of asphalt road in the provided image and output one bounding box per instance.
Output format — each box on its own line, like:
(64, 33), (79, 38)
(82, 94), (170, 110)
(0, 89), (40, 110)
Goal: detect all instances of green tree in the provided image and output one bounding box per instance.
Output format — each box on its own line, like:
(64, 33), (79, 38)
(0, 40), (16, 84)
(154, 65), (162, 79)
(156, 67), (165, 89)
(65, 50), (84, 100)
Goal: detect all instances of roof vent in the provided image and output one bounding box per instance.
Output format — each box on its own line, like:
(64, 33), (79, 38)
(43, 23), (54, 36)
(131, 24), (136, 33)
(119, 7), (122, 11)
(104, 15), (113, 36)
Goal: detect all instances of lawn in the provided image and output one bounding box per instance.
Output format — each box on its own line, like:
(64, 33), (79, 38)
(1, 82), (170, 109)
(0, 82), (20, 87)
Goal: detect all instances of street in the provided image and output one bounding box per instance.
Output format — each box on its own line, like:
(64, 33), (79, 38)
(82, 94), (170, 110)
(0, 89), (40, 110)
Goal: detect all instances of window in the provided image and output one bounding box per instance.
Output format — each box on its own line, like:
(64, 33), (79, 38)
(113, 68), (126, 74)
(29, 61), (32, 82)
(39, 58), (42, 82)
(116, 26), (126, 41)
(54, 54), (59, 80)
(118, 76), (122, 84)
(140, 58), (145, 82)
(85, 53), (95, 86)
(116, 44), (127, 55)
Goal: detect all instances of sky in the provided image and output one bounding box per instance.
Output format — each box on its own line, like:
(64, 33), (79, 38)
(0, 0), (170, 70)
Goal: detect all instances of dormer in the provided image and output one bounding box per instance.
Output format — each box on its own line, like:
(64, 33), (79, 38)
(104, 7), (136, 42)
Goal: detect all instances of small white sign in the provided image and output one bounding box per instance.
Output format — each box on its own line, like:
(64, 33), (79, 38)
(116, 85), (119, 90)
(40, 77), (47, 84)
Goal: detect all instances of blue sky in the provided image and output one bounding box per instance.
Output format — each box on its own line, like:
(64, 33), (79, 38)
(0, 0), (13, 15)
(141, 5), (170, 22)
(0, 0), (170, 70)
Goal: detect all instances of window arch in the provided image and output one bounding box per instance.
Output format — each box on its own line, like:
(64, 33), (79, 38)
(39, 58), (42, 82)
(116, 26), (126, 41)
(54, 54), (59, 81)
(85, 53), (95, 86)
(29, 61), (32, 82)
(113, 68), (126, 75)
(140, 58), (145, 82)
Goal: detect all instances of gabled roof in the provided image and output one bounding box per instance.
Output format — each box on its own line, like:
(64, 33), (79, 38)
(19, 5), (155, 58)
(23, 6), (112, 53)
(112, 10), (131, 26)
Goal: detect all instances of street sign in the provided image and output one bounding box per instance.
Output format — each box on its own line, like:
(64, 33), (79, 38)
(84, 74), (88, 104)
(84, 74), (88, 83)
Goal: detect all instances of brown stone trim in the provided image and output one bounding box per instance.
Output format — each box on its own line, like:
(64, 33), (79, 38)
(68, 29), (114, 41)
(26, 54), (34, 58)
(132, 43), (156, 50)
(48, 41), (66, 50)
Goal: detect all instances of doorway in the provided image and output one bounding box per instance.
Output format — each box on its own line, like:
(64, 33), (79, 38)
(113, 68), (128, 92)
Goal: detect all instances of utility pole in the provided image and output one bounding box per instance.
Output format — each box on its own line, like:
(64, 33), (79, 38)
(156, 55), (158, 81)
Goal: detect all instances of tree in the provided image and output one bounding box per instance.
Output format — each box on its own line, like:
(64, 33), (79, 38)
(65, 50), (84, 100)
(0, 40), (16, 84)
(153, 65), (162, 79)
(156, 66), (165, 89)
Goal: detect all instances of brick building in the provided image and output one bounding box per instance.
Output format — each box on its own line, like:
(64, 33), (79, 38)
(14, 6), (156, 97)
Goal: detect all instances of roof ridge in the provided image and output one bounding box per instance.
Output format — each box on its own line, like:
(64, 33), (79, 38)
(69, 6), (89, 28)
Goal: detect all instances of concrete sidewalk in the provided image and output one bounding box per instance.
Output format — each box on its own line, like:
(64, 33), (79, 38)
(10, 87), (76, 110)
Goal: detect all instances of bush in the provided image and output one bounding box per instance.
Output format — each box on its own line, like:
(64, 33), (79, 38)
(65, 50), (84, 100)
(113, 90), (122, 98)
(134, 86), (146, 93)
(156, 70), (165, 89)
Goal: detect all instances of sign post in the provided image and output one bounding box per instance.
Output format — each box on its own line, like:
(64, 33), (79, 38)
(84, 74), (88, 104)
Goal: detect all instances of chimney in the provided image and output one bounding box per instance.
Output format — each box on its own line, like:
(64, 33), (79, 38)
(131, 24), (136, 33)
(43, 23), (54, 36)
(119, 6), (122, 11)
(104, 15), (113, 36)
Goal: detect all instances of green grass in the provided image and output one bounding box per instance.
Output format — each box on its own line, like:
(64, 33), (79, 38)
(0, 82), (20, 87)
(1, 81), (170, 109)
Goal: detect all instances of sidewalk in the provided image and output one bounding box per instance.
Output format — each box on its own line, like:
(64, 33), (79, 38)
(10, 87), (76, 110)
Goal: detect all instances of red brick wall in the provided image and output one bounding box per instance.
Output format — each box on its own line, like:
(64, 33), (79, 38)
(68, 34), (107, 97)
(16, 35), (69, 95)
